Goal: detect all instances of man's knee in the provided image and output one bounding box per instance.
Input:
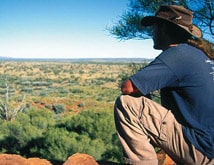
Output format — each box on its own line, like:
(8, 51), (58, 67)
(116, 94), (145, 109)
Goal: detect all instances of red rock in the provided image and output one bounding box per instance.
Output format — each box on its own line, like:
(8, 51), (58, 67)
(26, 158), (52, 165)
(63, 153), (98, 165)
(0, 154), (27, 165)
(0, 152), (175, 165)
(0, 154), (51, 165)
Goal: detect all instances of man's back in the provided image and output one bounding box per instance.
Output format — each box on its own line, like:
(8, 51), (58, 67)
(158, 44), (214, 158)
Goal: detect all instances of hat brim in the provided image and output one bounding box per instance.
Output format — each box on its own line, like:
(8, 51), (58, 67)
(141, 16), (202, 38)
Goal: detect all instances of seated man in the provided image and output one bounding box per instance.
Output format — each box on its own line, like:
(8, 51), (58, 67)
(114, 5), (214, 165)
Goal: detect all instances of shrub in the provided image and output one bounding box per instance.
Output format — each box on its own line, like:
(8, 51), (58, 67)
(59, 110), (115, 144)
(69, 88), (83, 93)
(21, 87), (33, 93)
(53, 104), (65, 114)
(39, 127), (75, 162)
(0, 116), (41, 154)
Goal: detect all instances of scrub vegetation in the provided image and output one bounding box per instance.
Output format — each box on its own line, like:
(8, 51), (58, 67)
(0, 59), (148, 164)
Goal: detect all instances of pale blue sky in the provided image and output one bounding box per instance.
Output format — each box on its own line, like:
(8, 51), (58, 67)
(0, 0), (160, 59)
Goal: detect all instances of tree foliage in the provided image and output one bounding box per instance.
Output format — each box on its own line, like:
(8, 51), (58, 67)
(59, 110), (115, 143)
(0, 108), (123, 164)
(109, 0), (214, 41)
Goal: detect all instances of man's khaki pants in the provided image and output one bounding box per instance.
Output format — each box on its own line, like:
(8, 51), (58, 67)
(114, 95), (214, 165)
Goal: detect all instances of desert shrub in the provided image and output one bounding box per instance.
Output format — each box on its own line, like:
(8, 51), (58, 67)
(0, 83), (5, 88)
(68, 79), (79, 85)
(69, 88), (83, 93)
(74, 134), (105, 160)
(13, 95), (25, 102)
(39, 127), (75, 162)
(53, 69), (61, 75)
(0, 108), (56, 153)
(21, 81), (31, 85)
(58, 110), (115, 144)
(32, 81), (50, 86)
(0, 116), (41, 154)
(40, 128), (106, 162)
(8, 88), (15, 93)
(33, 99), (40, 104)
(0, 107), (122, 163)
(96, 97), (103, 101)
(101, 133), (124, 163)
(0, 89), (6, 94)
(58, 88), (69, 95)
(77, 102), (84, 107)
(53, 104), (65, 114)
(30, 113), (53, 130)
(25, 108), (55, 129)
(45, 104), (52, 109)
(97, 77), (115, 83)
(55, 110), (123, 163)
(79, 70), (84, 74)
(38, 91), (47, 96)
(21, 87), (33, 93)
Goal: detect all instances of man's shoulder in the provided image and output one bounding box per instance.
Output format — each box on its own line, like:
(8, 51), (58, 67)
(158, 43), (203, 62)
(162, 44), (195, 55)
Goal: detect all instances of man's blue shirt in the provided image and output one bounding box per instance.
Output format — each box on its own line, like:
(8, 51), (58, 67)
(130, 44), (214, 158)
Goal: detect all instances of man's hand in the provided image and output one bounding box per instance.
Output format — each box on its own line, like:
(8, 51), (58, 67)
(121, 79), (140, 95)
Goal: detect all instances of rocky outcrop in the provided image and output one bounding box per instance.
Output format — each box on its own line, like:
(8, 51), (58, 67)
(63, 153), (98, 165)
(0, 154), (51, 165)
(0, 152), (175, 165)
(0, 153), (98, 165)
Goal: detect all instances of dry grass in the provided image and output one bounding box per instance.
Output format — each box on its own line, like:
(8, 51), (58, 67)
(0, 61), (133, 115)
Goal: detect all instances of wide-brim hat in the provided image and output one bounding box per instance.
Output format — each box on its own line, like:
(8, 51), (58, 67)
(141, 5), (202, 38)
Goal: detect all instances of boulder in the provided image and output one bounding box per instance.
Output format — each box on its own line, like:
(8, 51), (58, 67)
(0, 152), (175, 165)
(26, 158), (52, 165)
(0, 154), (51, 165)
(63, 153), (98, 165)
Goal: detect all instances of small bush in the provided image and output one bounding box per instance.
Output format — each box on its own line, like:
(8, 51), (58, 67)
(53, 104), (65, 114)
